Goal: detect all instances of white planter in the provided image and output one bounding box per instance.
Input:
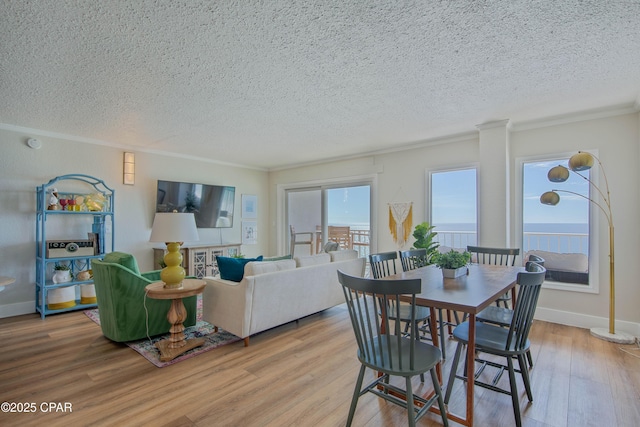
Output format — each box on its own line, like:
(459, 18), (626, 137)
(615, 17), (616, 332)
(48, 286), (76, 310)
(442, 267), (468, 278)
(80, 284), (97, 304)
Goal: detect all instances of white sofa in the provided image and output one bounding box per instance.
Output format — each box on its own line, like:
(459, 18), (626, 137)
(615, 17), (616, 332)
(202, 249), (365, 346)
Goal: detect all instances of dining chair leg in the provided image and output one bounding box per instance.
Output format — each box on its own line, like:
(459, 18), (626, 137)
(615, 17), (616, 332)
(405, 376), (416, 427)
(430, 368), (449, 427)
(414, 320), (425, 382)
(346, 365), (366, 427)
(526, 349), (533, 368)
(506, 356), (522, 427)
(444, 341), (464, 404)
(518, 354), (533, 401)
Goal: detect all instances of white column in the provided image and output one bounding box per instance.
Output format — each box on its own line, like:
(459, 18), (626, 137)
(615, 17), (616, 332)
(476, 119), (511, 247)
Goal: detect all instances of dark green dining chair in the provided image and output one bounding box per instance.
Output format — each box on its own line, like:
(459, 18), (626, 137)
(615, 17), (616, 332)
(338, 270), (448, 427)
(399, 248), (457, 360)
(467, 245), (521, 308)
(369, 252), (432, 341)
(444, 261), (546, 427)
(477, 254), (545, 368)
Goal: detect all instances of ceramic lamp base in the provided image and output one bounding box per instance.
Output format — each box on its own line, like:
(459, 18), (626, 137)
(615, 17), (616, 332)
(590, 327), (635, 344)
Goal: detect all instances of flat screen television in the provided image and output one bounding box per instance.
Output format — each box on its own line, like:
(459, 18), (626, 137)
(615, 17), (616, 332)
(156, 180), (235, 228)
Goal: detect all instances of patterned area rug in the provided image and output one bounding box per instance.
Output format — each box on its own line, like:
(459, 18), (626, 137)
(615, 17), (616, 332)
(84, 299), (240, 367)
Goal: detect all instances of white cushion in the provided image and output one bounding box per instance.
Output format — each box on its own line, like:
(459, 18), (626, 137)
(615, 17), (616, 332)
(525, 250), (588, 272)
(329, 249), (358, 262)
(295, 253), (331, 267)
(244, 259), (296, 276)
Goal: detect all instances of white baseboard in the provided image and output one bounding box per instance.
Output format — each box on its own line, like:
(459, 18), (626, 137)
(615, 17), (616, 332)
(535, 307), (640, 339)
(0, 301), (37, 319)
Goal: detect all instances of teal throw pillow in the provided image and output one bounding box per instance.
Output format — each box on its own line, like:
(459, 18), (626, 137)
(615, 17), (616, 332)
(217, 256), (263, 282)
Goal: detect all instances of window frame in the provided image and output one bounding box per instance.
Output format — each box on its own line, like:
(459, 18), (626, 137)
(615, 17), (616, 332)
(516, 152), (600, 294)
(278, 174), (377, 256)
(426, 164), (479, 249)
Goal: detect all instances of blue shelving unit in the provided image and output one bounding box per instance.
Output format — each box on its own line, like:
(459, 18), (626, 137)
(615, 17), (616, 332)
(35, 174), (115, 318)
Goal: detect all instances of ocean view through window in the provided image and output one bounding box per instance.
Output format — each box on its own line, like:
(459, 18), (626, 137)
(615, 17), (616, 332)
(523, 157), (590, 285)
(430, 168), (478, 249)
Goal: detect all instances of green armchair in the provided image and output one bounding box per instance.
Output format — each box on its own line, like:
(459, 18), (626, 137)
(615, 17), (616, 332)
(91, 252), (197, 342)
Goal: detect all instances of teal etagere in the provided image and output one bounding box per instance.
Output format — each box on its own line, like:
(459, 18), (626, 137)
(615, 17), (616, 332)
(35, 174), (115, 318)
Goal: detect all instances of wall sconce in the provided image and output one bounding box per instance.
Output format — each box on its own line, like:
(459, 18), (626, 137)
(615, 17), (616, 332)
(123, 152), (135, 185)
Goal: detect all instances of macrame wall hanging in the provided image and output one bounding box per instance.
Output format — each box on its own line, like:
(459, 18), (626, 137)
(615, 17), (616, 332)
(388, 201), (413, 248)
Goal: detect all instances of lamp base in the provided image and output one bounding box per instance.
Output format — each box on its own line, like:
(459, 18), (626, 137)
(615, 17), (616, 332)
(590, 327), (636, 344)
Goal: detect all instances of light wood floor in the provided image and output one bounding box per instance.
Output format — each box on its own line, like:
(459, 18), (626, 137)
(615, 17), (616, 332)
(1, 305), (639, 427)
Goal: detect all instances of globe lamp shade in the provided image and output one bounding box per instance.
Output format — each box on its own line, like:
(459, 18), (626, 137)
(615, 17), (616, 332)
(540, 191), (560, 206)
(568, 151), (594, 171)
(547, 165), (570, 182)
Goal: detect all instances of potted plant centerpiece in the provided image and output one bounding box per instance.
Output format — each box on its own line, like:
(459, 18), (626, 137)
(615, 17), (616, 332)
(432, 250), (471, 278)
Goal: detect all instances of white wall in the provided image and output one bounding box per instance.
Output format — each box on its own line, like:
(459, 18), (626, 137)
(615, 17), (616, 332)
(0, 128), (269, 318)
(270, 112), (640, 336)
(510, 112), (640, 334)
(2, 110), (639, 337)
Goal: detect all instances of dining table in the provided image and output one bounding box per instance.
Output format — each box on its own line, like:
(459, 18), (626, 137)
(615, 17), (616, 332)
(392, 263), (524, 427)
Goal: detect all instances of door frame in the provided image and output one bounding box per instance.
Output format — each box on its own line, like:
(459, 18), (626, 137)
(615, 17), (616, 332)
(277, 174), (378, 257)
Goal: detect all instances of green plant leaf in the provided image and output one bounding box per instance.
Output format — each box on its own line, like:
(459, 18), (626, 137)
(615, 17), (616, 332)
(411, 222), (439, 263)
(432, 250), (471, 269)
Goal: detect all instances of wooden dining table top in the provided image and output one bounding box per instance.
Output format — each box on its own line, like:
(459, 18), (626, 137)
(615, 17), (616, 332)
(392, 263), (524, 314)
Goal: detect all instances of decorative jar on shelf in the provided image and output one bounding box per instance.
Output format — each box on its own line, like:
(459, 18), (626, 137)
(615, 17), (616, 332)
(52, 268), (72, 284)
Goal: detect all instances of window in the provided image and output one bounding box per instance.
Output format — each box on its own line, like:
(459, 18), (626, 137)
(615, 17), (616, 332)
(429, 168), (477, 249)
(286, 183), (371, 258)
(521, 156), (593, 289)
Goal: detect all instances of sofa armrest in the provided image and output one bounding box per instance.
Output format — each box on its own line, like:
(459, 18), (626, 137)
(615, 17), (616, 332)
(202, 276), (251, 339)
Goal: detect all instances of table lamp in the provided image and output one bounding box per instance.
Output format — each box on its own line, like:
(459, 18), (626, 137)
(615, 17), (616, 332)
(540, 151), (634, 344)
(149, 212), (199, 289)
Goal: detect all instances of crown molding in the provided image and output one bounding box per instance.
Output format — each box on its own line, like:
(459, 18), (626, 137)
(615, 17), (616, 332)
(0, 123), (267, 171)
(511, 103), (640, 132)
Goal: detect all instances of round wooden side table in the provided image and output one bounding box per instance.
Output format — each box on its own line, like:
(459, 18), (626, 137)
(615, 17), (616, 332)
(145, 279), (205, 362)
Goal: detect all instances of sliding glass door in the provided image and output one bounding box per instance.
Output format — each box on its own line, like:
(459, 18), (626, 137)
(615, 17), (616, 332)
(286, 184), (371, 258)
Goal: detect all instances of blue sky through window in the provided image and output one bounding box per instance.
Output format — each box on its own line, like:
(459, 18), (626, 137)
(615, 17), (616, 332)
(523, 159), (589, 227)
(431, 168), (477, 230)
(327, 185), (370, 227)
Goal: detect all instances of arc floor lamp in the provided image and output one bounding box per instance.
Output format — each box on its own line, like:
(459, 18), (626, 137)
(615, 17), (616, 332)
(540, 151), (634, 344)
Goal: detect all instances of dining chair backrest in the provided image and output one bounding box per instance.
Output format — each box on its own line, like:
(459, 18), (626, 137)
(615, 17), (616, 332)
(337, 270), (422, 373)
(467, 246), (520, 266)
(290, 225), (314, 256)
(328, 225), (352, 250)
(527, 253), (545, 267)
(398, 248), (428, 272)
(369, 251), (398, 279)
(506, 261), (546, 351)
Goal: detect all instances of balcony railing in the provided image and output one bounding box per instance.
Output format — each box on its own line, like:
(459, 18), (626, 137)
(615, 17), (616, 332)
(317, 228), (587, 260)
(522, 231), (588, 254)
(434, 230), (588, 255)
(350, 229), (370, 258)
(434, 231), (477, 250)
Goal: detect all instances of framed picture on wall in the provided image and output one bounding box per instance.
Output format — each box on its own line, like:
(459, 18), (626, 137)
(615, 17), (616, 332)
(241, 194), (257, 219)
(242, 221), (257, 245)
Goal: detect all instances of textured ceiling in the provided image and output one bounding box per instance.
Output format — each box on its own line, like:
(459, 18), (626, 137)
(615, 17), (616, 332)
(1, 1), (640, 170)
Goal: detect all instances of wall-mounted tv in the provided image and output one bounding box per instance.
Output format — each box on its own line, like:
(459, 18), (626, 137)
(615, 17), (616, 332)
(156, 180), (235, 228)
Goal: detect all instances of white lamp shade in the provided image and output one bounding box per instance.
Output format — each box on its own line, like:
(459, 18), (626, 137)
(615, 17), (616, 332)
(149, 213), (199, 243)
